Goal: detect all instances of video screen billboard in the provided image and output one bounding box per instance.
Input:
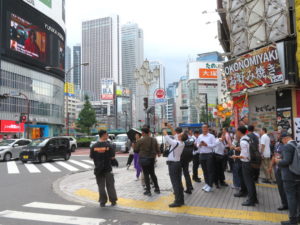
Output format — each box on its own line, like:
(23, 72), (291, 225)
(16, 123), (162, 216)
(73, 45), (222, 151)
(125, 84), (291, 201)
(1, 0), (66, 79)
(10, 13), (47, 63)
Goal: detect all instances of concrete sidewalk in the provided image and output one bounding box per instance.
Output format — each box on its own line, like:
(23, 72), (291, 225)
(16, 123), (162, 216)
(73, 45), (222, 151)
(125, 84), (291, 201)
(54, 157), (288, 225)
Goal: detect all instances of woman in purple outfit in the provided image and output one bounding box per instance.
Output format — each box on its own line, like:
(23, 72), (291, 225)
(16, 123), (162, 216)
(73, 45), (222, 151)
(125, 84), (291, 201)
(133, 133), (142, 180)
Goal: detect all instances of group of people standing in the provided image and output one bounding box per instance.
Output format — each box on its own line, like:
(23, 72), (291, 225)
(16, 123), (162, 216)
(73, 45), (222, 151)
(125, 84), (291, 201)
(89, 123), (300, 225)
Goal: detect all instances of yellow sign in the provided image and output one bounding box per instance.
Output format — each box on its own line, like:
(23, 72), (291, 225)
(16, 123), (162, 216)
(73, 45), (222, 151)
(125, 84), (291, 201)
(64, 82), (75, 96)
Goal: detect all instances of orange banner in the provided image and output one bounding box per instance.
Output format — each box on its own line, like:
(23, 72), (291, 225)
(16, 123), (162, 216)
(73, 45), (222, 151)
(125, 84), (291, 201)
(199, 68), (217, 79)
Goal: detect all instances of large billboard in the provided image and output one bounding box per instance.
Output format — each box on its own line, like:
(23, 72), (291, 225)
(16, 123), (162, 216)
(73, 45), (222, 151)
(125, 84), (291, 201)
(189, 62), (222, 80)
(224, 44), (283, 94)
(101, 79), (114, 100)
(2, 0), (66, 80)
(22, 0), (65, 30)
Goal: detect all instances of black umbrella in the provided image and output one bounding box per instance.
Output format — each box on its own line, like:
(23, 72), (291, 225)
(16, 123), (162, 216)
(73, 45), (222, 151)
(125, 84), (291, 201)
(127, 128), (142, 142)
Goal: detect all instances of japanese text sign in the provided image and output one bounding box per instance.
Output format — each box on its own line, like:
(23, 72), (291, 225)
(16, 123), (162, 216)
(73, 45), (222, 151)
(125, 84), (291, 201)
(224, 44), (283, 93)
(199, 68), (217, 79)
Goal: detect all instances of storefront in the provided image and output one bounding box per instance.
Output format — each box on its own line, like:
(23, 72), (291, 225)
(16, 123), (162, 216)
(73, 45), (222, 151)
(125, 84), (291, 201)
(225, 43), (296, 134)
(0, 120), (24, 139)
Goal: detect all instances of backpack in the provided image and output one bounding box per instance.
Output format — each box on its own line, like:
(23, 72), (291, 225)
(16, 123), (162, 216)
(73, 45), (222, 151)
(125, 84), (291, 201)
(245, 134), (262, 168)
(180, 138), (195, 162)
(288, 142), (300, 175)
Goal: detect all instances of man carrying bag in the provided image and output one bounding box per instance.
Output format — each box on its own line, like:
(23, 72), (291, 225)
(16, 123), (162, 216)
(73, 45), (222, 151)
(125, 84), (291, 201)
(134, 127), (161, 196)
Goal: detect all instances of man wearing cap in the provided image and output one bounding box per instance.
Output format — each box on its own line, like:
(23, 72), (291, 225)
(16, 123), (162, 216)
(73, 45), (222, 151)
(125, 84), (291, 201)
(275, 132), (300, 225)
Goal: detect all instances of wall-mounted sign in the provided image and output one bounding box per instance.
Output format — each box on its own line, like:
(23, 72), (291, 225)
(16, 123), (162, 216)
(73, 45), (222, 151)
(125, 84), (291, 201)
(101, 79), (114, 100)
(116, 86), (130, 97)
(224, 44), (283, 93)
(0, 120), (24, 133)
(64, 82), (74, 97)
(189, 62), (222, 80)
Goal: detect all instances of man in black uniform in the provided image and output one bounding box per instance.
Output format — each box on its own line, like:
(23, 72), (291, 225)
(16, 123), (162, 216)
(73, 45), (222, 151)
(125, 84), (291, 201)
(90, 130), (117, 207)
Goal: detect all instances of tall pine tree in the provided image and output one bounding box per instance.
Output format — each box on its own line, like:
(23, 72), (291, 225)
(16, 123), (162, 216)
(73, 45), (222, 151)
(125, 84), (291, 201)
(76, 95), (96, 135)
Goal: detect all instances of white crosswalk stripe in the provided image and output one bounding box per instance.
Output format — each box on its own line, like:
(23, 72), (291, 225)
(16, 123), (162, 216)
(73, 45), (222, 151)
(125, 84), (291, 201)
(42, 163), (61, 172)
(0, 210), (106, 225)
(68, 160), (92, 169)
(24, 163), (41, 173)
(23, 202), (84, 211)
(55, 161), (79, 172)
(7, 161), (20, 174)
(82, 159), (94, 165)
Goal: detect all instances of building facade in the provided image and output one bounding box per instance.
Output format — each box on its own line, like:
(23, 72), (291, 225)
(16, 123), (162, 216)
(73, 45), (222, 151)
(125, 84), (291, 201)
(65, 46), (71, 82)
(82, 15), (121, 101)
(73, 45), (81, 91)
(121, 23), (144, 95)
(0, 0), (66, 139)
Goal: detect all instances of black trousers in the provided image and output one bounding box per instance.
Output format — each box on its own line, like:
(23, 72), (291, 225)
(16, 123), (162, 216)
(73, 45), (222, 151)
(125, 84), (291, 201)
(283, 180), (300, 223)
(126, 154), (134, 166)
(181, 160), (193, 191)
(236, 160), (247, 193)
(141, 158), (159, 192)
(168, 161), (184, 204)
(214, 154), (225, 185)
(275, 168), (288, 207)
(192, 153), (200, 179)
(200, 153), (215, 187)
(242, 162), (257, 203)
(96, 172), (118, 204)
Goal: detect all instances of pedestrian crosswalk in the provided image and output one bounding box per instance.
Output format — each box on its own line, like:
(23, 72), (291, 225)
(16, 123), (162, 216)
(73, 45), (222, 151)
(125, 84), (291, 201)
(1, 159), (94, 175)
(0, 201), (163, 225)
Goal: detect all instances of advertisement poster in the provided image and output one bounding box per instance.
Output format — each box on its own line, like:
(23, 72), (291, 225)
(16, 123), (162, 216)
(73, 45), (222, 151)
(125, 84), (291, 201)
(224, 44), (283, 93)
(101, 80), (114, 100)
(277, 107), (292, 133)
(188, 62), (222, 80)
(10, 13), (47, 62)
(294, 118), (300, 143)
(64, 82), (74, 97)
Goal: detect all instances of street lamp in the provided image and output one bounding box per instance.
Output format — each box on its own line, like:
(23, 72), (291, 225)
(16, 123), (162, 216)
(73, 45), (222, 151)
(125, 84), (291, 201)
(46, 63), (89, 136)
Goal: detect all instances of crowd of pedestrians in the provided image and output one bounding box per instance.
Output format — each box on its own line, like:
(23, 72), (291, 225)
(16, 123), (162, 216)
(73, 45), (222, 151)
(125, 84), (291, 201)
(90, 123), (300, 225)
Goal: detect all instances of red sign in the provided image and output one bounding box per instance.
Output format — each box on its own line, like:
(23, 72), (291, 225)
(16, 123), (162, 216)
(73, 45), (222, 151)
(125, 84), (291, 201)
(155, 89), (165, 99)
(199, 68), (218, 79)
(0, 120), (24, 133)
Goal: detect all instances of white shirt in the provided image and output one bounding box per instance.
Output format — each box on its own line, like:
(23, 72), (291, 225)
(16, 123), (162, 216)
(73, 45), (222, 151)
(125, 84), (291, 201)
(214, 138), (226, 156)
(164, 135), (185, 162)
(240, 135), (250, 162)
(260, 133), (271, 158)
(196, 133), (216, 154)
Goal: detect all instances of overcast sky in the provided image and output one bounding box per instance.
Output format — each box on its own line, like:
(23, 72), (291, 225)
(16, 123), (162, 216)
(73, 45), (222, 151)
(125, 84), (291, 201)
(65, 0), (222, 85)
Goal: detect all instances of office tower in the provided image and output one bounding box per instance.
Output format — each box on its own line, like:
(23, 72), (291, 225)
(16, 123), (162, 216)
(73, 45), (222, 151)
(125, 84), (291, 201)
(82, 15), (121, 100)
(65, 46), (71, 82)
(73, 45), (81, 90)
(121, 23), (144, 94)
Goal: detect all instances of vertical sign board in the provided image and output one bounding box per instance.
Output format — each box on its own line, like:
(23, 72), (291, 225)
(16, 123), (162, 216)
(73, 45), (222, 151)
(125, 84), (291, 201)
(101, 79), (114, 100)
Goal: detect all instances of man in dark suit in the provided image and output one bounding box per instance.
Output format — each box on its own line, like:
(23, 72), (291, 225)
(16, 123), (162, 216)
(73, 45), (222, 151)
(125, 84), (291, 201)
(275, 132), (300, 225)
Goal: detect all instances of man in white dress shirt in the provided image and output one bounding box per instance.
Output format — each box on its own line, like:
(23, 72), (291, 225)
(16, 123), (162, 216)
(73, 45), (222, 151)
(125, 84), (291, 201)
(196, 124), (216, 192)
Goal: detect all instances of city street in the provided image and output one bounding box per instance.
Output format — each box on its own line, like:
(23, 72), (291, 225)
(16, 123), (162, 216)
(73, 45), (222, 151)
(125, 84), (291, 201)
(0, 152), (240, 225)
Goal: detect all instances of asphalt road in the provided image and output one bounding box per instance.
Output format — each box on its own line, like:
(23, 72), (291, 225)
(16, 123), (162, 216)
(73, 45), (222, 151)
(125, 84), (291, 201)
(0, 151), (239, 225)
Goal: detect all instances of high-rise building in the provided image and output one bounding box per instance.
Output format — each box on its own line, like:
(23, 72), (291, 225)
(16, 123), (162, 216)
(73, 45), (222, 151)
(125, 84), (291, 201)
(121, 23), (144, 94)
(73, 45), (81, 90)
(82, 15), (121, 100)
(65, 46), (71, 82)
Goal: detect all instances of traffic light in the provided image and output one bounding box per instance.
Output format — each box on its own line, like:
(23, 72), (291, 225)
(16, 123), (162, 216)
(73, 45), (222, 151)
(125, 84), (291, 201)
(20, 113), (27, 123)
(143, 97), (148, 110)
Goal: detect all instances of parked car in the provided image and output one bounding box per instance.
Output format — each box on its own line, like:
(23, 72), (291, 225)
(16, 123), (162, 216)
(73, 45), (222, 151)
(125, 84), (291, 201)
(0, 139), (31, 161)
(61, 136), (77, 152)
(20, 137), (71, 163)
(113, 134), (131, 153)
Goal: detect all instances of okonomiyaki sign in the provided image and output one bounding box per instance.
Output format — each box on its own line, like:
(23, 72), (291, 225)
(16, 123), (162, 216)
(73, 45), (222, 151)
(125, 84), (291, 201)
(224, 44), (283, 93)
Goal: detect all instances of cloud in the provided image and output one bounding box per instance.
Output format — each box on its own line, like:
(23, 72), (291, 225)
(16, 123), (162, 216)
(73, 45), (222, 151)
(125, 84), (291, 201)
(65, 0), (222, 85)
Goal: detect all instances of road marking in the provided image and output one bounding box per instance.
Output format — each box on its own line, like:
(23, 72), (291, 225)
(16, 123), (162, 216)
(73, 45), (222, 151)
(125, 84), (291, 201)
(55, 161), (79, 172)
(82, 160), (94, 165)
(7, 161), (19, 174)
(74, 188), (289, 223)
(69, 160), (92, 169)
(42, 163), (61, 172)
(0, 210), (106, 225)
(23, 202), (84, 211)
(24, 163), (41, 173)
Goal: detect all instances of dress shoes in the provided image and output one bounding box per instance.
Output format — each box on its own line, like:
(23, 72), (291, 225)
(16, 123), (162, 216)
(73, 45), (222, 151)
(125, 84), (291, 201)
(280, 220), (298, 225)
(143, 191), (152, 196)
(193, 177), (201, 183)
(100, 203), (106, 207)
(242, 201), (255, 206)
(169, 202), (184, 208)
(277, 206), (288, 211)
(184, 190), (192, 194)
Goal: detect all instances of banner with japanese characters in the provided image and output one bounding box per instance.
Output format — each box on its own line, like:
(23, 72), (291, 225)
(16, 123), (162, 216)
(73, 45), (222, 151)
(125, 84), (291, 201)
(224, 44), (283, 93)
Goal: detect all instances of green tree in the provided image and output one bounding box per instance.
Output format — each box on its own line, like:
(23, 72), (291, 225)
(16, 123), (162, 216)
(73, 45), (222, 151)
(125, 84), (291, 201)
(76, 95), (96, 135)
